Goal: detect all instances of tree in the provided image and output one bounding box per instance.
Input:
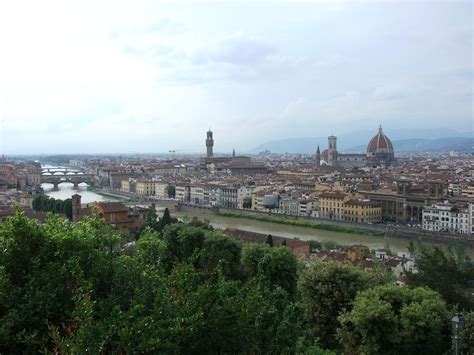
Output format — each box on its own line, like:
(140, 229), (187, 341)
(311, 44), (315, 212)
(242, 197), (252, 209)
(166, 185), (176, 198)
(337, 285), (451, 355)
(158, 208), (172, 231)
(198, 233), (242, 279)
(53, 199), (64, 214)
(298, 261), (383, 349)
(0, 209), (359, 353)
(41, 196), (51, 211)
(406, 243), (474, 310)
(455, 311), (474, 354)
(144, 205), (159, 230)
(32, 195), (43, 211)
(266, 234), (274, 247)
(63, 199), (73, 220)
(241, 244), (299, 297)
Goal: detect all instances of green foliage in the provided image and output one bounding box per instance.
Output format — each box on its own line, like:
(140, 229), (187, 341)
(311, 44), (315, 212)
(406, 242), (474, 310)
(242, 197), (252, 209)
(166, 184), (176, 198)
(31, 195), (72, 220)
(241, 244), (299, 297)
(0, 211), (464, 353)
(337, 285), (451, 355)
(266, 234), (274, 247)
(298, 261), (385, 349)
(455, 311), (474, 354)
(145, 204), (159, 230)
(310, 240), (322, 251)
(157, 207), (176, 232)
(187, 216), (214, 230)
(198, 232), (242, 278)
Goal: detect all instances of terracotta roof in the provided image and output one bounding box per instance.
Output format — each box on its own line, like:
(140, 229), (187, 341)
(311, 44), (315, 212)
(95, 202), (129, 213)
(367, 125), (394, 153)
(345, 199), (380, 207)
(319, 191), (347, 199)
(225, 228), (311, 255)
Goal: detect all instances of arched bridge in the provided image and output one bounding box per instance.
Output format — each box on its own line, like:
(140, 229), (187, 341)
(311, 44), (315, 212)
(41, 167), (85, 175)
(41, 174), (96, 189)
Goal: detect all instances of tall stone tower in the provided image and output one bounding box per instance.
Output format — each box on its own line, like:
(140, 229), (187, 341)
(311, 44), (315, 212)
(328, 135), (337, 167)
(206, 129), (214, 158)
(315, 145), (321, 168)
(71, 193), (82, 222)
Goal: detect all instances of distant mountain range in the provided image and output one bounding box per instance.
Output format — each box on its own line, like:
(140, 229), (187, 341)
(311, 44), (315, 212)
(251, 128), (473, 154)
(343, 137), (473, 153)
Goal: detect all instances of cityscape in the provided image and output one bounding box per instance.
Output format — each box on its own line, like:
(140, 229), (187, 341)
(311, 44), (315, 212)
(0, 1), (472, 354)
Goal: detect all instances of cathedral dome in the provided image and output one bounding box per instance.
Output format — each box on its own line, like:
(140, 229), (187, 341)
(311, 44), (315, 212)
(366, 125), (395, 167)
(367, 125), (394, 154)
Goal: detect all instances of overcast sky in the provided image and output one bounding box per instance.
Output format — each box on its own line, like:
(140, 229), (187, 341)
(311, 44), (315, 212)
(0, 0), (472, 154)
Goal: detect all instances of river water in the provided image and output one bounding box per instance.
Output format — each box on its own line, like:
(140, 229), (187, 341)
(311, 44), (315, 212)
(41, 165), (121, 204)
(167, 208), (474, 257)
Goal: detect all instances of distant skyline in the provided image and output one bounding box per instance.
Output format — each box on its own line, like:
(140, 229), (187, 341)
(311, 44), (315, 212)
(0, 0), (472, 154)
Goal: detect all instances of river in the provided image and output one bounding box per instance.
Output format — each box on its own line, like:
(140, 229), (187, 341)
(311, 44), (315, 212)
(41, 164), (122, 204)
(165, 208), (474, 257)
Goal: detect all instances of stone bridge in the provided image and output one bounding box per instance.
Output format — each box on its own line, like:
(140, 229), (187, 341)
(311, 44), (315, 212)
(41, 174), (96, 189)
(41, 167), (84, 175)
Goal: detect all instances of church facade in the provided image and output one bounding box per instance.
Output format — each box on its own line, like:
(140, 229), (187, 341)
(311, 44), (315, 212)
(316, 126), (395, 168)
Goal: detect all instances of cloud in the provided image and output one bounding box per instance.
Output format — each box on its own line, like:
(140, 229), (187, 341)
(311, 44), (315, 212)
(192, 35), (277, 66)
(0, 0), (472, 154)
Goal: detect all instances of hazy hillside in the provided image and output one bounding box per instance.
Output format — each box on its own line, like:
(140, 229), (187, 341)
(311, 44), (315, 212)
(251, 128), (472, 154)
(343, 137), (473, 153)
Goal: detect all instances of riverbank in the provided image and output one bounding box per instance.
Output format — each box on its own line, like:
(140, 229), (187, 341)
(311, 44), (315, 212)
(92, 188), (132, 201)
(216, 210), (385, 236)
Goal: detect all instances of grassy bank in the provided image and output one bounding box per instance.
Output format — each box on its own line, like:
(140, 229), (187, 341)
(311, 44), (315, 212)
(92, 189), (131, 201)
(217, 210), (384, 237)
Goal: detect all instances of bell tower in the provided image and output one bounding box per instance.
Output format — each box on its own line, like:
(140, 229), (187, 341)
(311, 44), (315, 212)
(315, 145), (321, 168)
(328, 135), (337, 167)
(72, 193), (82, 222)
(206, 129), (214, 158)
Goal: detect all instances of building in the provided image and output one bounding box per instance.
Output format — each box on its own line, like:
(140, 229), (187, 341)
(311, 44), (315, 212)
(206, 129), (214, 158)
(343, 199), (382, 224)
(155, 182), (169, 199)
(299, 199), (318, 216)
(71, 194), (146, 232)
(363, 180), (447, 223)
(422, 201), (471, 234)
(279, 197), (300, 215)
(190, 185), (205, 205)
(315, 145), (321, 168)
(318, 191), (349, 220)
(150, 164), (186, 176)
(121, 178), (136, 193)
(316, 126), (395, 168)
(175, 184), (190, 202)
(109, 172), (134, 189)
(200, 129), (252, 170)
(225, 228), (311, 256)
(136, 179), (155, 196)
(204, 184), (221, 207)
(366, 125), (395, 167)
(470, 203), (474, 234)
(220, 185), (239, 208)
(319, 135), (366, 168)
(237, 185), (254, 209)
(26, 169), (41, 186)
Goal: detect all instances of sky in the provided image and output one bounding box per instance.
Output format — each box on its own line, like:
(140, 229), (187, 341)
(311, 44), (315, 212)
(0, 0), (472, 154)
